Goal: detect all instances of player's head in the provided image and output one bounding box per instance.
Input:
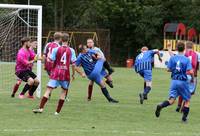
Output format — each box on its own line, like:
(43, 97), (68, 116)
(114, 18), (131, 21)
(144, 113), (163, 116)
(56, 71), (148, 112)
(78, 44), (88, 53)
(54, 32), (63, 42)
(176, 42), (185, 53)
(21, 37), (30, 48)
(186, 41), (193, 50)
(29, 38), (37, 49)
(62, 33), (70, 44)
(141, 46), (148, 52)
(87, 38), (94, 48)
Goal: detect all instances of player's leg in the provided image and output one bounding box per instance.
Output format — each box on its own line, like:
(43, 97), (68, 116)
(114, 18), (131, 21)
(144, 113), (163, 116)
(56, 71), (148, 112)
(182, 100), (190, 122)
(155, 97), (175, 118)
(93, 73), (118, 103)
(143, 81), (152, 99)
(64, 85), (69, 102)
(103, 70), (114, 88)
(176, 75), (196, 113)
(28, 71), (40, 98)
(19, 78), (34, 99)
(45, 70), (52, 99)
(28, 78), (39, 97)
(155, 80), (177, 117)
(179, 82), (191, 122)
(33, 79), (58, 113)
(86, 59), (104, 101)
(11, 79), (22, 97)
(55, 81), (70, 115)
(17, 71), (34, 98)
(98, 80), (118, 103)
(176, 96), (183, 112)
(33, 87), (53, 113)
(55, 88), (67, 115)
(103, 60), (114, 75)
(88, 59), (118, 103)
(143, 70), (152, 98)
(139, 70), (152, 104)
(144, 82), (146, 91)
(87, 80), (94, 101)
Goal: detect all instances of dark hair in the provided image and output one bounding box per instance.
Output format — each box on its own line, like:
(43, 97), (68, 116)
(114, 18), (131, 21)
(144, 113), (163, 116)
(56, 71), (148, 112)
(176, 42), (185, 52)
(62, 33), (69, 42)
(21, 37), (30, 45)
(30, 38), (37, 43)
(78, 44), (87, 53)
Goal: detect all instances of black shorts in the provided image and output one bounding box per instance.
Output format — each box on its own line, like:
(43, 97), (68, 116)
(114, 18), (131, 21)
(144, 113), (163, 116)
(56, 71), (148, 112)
(16, 70), (37, 82)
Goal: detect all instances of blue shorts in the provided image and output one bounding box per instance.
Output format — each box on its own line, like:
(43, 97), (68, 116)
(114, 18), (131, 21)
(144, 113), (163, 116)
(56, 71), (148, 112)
(138, 70), (152, 81)
(47, 79), (70, 90)
(169, 80), (191, 101)
(88, 59), (108, 85)
(187, 75), (197, 94)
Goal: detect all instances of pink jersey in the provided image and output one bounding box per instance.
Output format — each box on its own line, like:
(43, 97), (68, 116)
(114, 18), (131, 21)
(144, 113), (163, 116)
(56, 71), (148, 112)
(15, 47), (36, 74)
(43, 42), (60, 72)
(185, 50), (198, 76)
(50, 46), (72, 81)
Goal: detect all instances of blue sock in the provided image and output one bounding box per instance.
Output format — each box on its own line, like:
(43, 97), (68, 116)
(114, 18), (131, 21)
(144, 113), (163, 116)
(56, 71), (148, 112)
(143, 86), (151, 95)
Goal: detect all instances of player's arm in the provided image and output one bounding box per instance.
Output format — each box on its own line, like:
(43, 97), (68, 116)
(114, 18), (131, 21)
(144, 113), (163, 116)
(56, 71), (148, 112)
(166, 43), (175, 57)
(167, 57), (173, 72)
(18, 53), (34, 65)
(74, 55), (86, 78)
(152, 49), (162, 62)
(71, 64), (76, 80)
(96, 52), (104, 60)
(49, 47), (59, 61)
(42, 43), (50, 62)
(157, 52), (162, 62)
(186, 59), (194, 82)
(97, 48), (105, 59)
(70, 48), (77, 80)
(74, 66), (86, 78)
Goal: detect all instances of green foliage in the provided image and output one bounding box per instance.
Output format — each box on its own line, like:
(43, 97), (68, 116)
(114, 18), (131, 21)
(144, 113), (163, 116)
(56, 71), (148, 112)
(1, 0), (200, 65)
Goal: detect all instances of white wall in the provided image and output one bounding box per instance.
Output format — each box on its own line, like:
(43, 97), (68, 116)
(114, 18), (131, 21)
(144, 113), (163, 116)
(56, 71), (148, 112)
(154, 51), (177, 68)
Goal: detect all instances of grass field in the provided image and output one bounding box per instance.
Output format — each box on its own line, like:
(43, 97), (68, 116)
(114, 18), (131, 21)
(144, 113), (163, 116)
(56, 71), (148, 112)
(0, 67), (200, 136)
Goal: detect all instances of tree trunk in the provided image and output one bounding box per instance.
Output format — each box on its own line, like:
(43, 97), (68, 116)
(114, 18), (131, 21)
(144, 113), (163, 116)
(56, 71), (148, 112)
(54, 0), (58, 30)
(60, 0), (64, 30)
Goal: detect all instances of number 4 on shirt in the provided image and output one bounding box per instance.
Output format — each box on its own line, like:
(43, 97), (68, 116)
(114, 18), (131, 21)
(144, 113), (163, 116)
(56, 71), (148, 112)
(60, 52), (67, 64)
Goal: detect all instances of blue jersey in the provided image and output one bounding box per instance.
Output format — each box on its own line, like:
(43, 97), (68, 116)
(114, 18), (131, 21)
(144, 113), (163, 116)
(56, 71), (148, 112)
(75, 49), (97, 75)
(135, 50), (156, 72)
(168, 54), (192, 81)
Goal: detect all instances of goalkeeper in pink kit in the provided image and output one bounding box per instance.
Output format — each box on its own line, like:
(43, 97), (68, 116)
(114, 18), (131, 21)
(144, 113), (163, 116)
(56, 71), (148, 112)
(14, 37), (40, 99)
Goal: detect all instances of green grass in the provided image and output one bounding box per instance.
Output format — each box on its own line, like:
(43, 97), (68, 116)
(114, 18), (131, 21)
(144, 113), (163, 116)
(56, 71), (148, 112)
(0, 67), (200, 136)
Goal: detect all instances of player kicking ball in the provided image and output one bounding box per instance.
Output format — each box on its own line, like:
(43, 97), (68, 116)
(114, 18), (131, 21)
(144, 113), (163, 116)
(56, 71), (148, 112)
(155, 42), (194, 122)
(15, 37), (40, 99)
(86, 38), (114, 101)
(33, 33), (76, 115)
(134, 46), (162, 104)
(75, 44), (118, 103)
